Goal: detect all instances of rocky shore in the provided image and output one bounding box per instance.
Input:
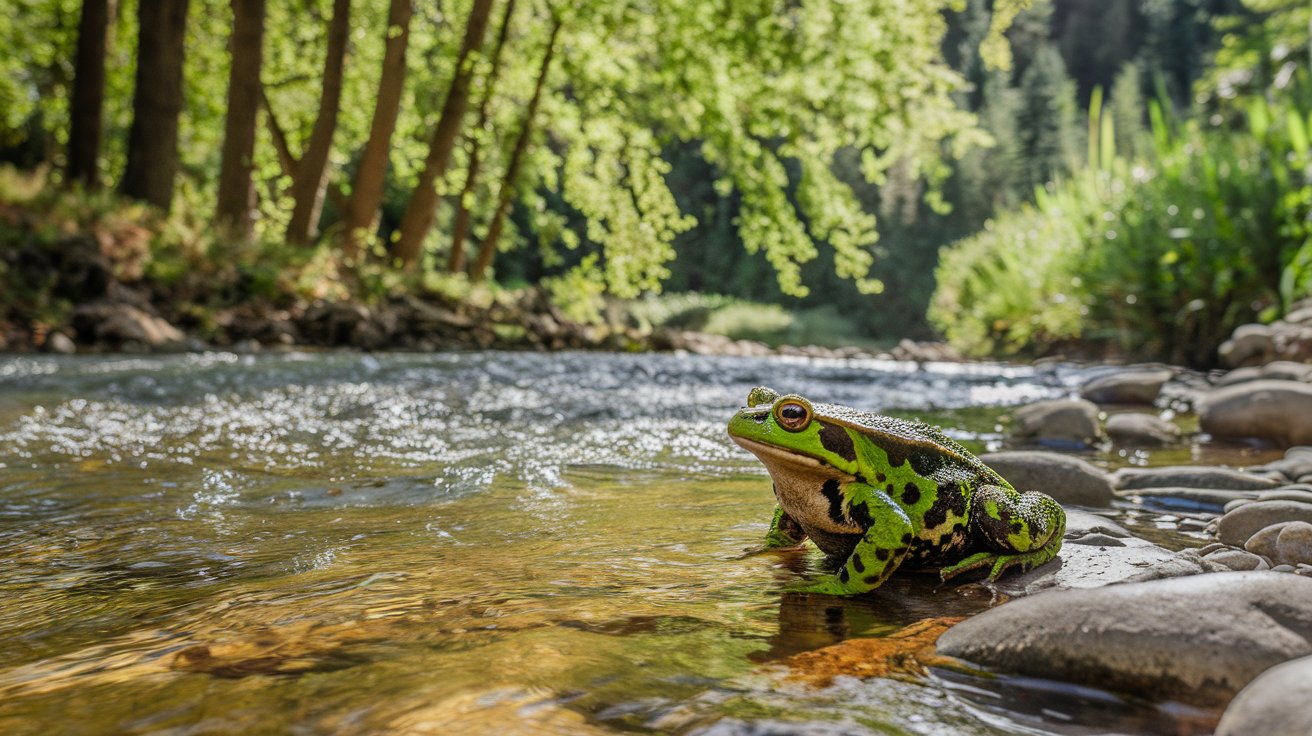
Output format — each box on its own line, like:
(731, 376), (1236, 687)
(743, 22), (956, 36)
(916, 339), (1312, 731)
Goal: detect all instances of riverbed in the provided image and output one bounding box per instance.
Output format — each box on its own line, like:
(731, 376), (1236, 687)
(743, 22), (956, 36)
(0, 351), (1261, 734)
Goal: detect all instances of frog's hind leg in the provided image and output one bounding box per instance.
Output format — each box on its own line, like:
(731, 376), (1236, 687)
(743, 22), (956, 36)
(940, 484), (1065, 582)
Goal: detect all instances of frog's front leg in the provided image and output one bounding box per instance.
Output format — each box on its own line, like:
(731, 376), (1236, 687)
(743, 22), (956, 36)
(940, 484), (1066, 582)
(793, 484), (913, 595)
(764, 504), (807, 548)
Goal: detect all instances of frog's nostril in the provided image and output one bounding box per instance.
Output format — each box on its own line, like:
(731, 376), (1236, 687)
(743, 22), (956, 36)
(753, 413), (766, 424)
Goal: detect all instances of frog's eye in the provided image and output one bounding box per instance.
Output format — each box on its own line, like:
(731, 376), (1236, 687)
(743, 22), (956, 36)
(774, 399), (812, 432)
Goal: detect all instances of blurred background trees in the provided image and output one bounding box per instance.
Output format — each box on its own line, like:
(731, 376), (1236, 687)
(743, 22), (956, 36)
(1, 0), (1308, 365)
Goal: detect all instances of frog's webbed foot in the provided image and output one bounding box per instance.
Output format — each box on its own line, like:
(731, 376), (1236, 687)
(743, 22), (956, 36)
(784, 573), (856, 596)
(939, 546), (1060, 582)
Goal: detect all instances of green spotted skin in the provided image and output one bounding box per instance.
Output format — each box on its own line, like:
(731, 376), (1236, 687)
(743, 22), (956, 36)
(727, 387), (1065, 595)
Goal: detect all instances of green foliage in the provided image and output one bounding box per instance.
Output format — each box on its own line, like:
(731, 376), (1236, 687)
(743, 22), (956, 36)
(933, 89), (1303, 365)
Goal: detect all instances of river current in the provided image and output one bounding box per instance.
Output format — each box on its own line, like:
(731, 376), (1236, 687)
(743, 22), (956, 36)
(0, 351), (1212, 734)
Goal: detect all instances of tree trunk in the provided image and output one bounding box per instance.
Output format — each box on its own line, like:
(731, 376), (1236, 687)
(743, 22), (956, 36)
(392, 0), (496, 270)
(285, 0), (351, 245)
(448, 0), (516, 274)
(120, 0), (190, 210)
(341, 0), (413, 260)
(470, 16), (561, 282)
(66, 0), (113, 188)
(215, 0), (267, 237)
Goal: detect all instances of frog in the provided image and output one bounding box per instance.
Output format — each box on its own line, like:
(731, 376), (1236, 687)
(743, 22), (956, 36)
(726, 386), (1065, 595)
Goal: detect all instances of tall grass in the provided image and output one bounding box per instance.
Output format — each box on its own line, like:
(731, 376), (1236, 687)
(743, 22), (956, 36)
(931, 88), (1310, 366)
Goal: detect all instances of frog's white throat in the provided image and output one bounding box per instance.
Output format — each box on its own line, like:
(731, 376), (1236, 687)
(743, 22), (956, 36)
(731, 436), (860, 534)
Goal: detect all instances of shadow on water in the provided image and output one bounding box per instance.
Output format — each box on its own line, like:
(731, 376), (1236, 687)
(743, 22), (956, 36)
(0, 352), (1239, 734)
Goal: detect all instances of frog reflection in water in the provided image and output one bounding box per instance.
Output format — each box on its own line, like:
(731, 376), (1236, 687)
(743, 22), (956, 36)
(727, 387), (1066, 596)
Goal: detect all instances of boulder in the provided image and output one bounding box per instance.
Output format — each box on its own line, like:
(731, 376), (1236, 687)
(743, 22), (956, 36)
(1217, 501), (1312, 546)
(1104, 413), (1181, 447)
(1080, 369), (1174, 405)
(1217, 360), (1312, 386)
(979, 451), (1114, 507)
(1111, 465), (1282, 492)
(1215, 655), (1312, 736)
(72, 301), (186, 349)
(1218, 324), (1277, 368)
(45, 332), (76, 355)
(936, 572), (1312, 705)
(1199, 381), (1312, 448)
(1245, 521), (1312, 567)
(1008, 399), (1104, 449)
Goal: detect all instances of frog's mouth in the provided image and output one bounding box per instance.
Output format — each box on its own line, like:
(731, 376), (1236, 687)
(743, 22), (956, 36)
(730, 436), (854, 482)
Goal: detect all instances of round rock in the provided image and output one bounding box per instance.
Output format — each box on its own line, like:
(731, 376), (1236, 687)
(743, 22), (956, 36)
(935, 572), (1312, 705)
(979, 451), (1114, 507)
(1245, 520), (1312, 567)
(1203, 549), (1270, 571)
(1218, 501), (1312, 546)
(1198, 380), (1312, 447)
(1080, 369), (1174, 405)
(1008, 399), (1104, 449)
(1217, 655), (1312, 736)
(1104, 413), (1181, 447)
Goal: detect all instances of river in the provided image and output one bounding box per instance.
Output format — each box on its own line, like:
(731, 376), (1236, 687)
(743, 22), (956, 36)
(0, 351), (1219, 734)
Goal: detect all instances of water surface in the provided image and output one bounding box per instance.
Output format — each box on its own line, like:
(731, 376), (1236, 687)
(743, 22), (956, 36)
(0, 352), (1258, 734)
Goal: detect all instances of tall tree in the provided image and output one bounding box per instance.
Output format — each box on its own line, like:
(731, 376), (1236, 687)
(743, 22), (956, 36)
(469, 14), (560, 282)
(120, 0), (190, 210)
(1017, 43), (1079, 192)
(285, 0), (351, 245)
(215, 0), (267, 237)
(393, 0), (496, 270)
(448, 0), (516, 274)
(66, 0), (113, 188)
(340, 0), (413, 260)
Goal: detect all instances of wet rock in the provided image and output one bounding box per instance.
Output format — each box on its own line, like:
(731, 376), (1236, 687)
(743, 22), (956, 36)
(1198, 380), (1312, 447)
(1007, 399), (1104, 449)
(1218, 324), (1278, 368)
(72, 301), (186, 349)
(1080, 368), (1174, 405)
(1117, 487), (1258, 513)
(45, 332), (75, 355)
(979, 451), (1114, 507)
(1216, 655), (1312, 736)
(1104, 413), (1181, 446)
(936, 572), (1312, 705)
(1245, 521), (1312, 567)
(1249, 447), (1312, 483)
(888, 339), (963, 362)
(1217, 501), (1312, 546)
(1203, 549), (1270, 571)
(1111, 465), (1282, 491)
(1217, 360), (1312, 386)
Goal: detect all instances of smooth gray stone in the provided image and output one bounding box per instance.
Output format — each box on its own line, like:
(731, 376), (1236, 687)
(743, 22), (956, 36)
(1081, 369), (1174, 405)
(1216, 655), (1312, 736)
(980, 451), (1114, 507)
(937, 572), (1312, 705)
(1218, 501), (1312, 546)
(1105, 413), (1182, 447)
(1198, 380), (1312, 447)
(1111, 466), (1282, 491)
(1115, 486), (1257, 513)
(1009, 399), (1104, 448)
(1203, 549), (1270, 571)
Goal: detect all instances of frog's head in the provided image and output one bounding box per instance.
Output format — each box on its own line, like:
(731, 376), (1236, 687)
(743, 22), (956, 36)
(727, 386), (859, 477)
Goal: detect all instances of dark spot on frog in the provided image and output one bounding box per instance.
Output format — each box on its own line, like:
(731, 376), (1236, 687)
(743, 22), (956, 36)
(849, 501), (873, 527)
(818, 422), (857, 462)
(875, 548), (890, 561)
(901, 532), (913, 545)
(838, 567), (850, 583)
(902, 482), (920, 505)
(864, 574), (881, 585)
(821, 479), (846, 525)
(1011, 520), (1024, 534)
(852, 554), (866, 573)
(876, 472), (886, 483)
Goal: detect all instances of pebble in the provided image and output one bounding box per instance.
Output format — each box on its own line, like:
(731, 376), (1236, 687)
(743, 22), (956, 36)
(1245, 520), (1312, 567)
(1104, 413), (1181, 446)
(1080, 368), (1174, 405)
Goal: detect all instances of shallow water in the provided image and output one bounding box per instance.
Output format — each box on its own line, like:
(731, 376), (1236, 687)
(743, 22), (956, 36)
(0, 352), (1270, 734)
